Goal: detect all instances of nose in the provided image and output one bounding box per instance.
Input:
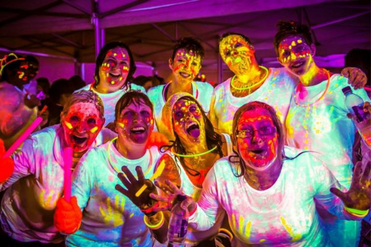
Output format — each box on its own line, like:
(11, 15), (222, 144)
(250, 130), (263, 144)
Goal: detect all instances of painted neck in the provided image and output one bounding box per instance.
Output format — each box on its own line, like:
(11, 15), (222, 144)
(298, 64), (325, 87)
(236, 63), (264, 83)
(116, 137), (147, 159)
(244, 157), (283, 191)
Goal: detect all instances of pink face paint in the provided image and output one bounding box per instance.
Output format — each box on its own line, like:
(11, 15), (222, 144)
(99, 47), (130, 88)
(116, 101), (154, 144)
(236, 109), (279, 171)
(172, 99), (203, 139)
(62, 102), (103, 155)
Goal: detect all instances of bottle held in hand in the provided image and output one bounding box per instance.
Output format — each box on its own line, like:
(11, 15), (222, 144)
(342, 86), (371, 147)
(167, 194), (189, 247)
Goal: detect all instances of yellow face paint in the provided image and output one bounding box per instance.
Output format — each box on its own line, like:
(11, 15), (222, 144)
(90, 126), (98, 133)
(65, 121), (73, 129)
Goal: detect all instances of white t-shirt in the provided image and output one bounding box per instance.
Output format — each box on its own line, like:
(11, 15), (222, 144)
(66, 143), (164, 247)
(209, 68), (296, 134)
(0, 125), (115, 244)
(189, 147), (359, 246)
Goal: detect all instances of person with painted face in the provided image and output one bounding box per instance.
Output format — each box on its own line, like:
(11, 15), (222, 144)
(152, 101), (371, 246)
(0, 53), (40, 149)
(147, 37), (214, 140)
(209, 33), (368, 135)
(77, 42), (145, 129)
(0, 90), (114, 246)
(54, 91), (173, 246)
(274, 20), (371, 247)
(160, 92), (234, 246)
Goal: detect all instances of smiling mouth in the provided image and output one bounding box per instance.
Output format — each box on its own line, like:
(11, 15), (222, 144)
(109, 72), (121, 79)
(130, 126), (146, 134)
(73, 135), (87, 145)
(179, 72), (191, 78)
(290, 61), (305, 69)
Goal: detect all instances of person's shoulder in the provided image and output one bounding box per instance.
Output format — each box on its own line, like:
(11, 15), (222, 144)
(213, 78), (230, 93)
(130, 83), (146, 93)
(211, 156), (233, 174)
(21, 125), (59, 151)
(147, 84), (164, 96)
(194, 81), (213, 91)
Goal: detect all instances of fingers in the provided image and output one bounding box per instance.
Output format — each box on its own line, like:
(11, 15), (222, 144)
(115, 184), (130, 198)
(121, 166), (137, 184)
(330, 187), (346, 201)
(360, 161), (371, 187)
(352, 161), (363, 184)
(136, 166), (145, 182)
(150, 193), (169, 202)
(165, 179), (182, 194)
(117, 172), (132, 189)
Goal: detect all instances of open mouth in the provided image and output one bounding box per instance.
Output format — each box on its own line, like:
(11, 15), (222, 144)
(109, 72), (121, 79)
(290, 61), (305, 69)
(73, 135), (87, 145)
(179, 72), (191, 78)
(186, 122), (200, 138)
(130, 126), (146, 134)
(249, 148), (266, 157)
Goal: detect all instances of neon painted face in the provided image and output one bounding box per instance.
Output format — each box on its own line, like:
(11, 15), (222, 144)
(99, 47), (130, 89)
(62, 102), (104, 155)
(116, 101), (154, 144)
(278, 35), (313, 76)
(17, 61), (38, 84)
(172, 99), (204, 141)
(170, 49), (201, 83)
(235, 108), (278, 171)
(219, 34), (255, 75)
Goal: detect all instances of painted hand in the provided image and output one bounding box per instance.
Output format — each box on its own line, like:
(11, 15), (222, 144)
(24, 93), (41, 109)
(341, 67), (367, 90)
(150, 180), (196, 213)
(330, 161), (371, 210)
(0, 138), (14, 183)
(54, 196), (82, 234)
(115, 166), (158, 215)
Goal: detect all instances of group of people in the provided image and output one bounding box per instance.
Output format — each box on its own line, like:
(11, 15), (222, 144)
(0, 20), (370, 247)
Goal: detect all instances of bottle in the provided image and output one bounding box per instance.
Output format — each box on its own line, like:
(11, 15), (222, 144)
(342, 86), (371, 147)
(167, 194), (189, 247)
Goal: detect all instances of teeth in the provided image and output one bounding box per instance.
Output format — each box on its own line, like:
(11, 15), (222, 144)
(132, 127), (145, 131)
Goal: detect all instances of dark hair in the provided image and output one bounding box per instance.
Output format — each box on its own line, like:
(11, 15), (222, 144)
(114, 90), (153, 122)
(36, 77), (50, 95)
(161, 95), (223, 177)
(229, 101), (285, 177)
(273, 20), (313, 56)
(69, 75), (86, 91)
(171, 37), (205, 61)
(0, 53), (25, 82)
(220, 32), (253, 45)
(24, 55), (39, 66)
(94, 42), (136, 89)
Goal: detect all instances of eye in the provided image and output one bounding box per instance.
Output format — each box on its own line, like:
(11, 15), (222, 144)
(177, 59), (185, 63)
(174, 111), (184, 120)
(189, 105), (197, 112)
(70, 116), (79, 122)
(140, 111), (150, 118)
(225, 50), (231, 56)
(123, 111), (135, 118)
(87, 118), (96, 125)
(235, 42), (242, 48)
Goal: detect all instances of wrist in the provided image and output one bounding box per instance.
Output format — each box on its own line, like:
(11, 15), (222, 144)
(143, 211), (164, 230)
(344, 206), (369, 217)
(140, 201), (159, 216)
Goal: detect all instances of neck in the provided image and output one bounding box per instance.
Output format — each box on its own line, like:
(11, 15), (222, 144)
(235, 63), (261, 83)
(298, 64), (325, 87)
(168, 80), (193, 96)
(244, 157), (282, 190)
(116, 137), (147, 159)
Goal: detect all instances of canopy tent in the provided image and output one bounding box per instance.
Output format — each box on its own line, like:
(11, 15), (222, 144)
(0, 0), (370, 83)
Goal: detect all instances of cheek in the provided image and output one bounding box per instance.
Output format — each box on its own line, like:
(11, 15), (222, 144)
(121, 65), (129, 74)
(173, 63), (184, 72)
(101, 63), (110, 72)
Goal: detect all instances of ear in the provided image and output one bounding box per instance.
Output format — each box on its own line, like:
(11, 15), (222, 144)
(168, 58), (173, 70)
(310, 43), (316, 57)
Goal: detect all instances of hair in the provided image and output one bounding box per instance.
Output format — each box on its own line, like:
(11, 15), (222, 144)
(171, 37), (205, 62)
(24, 55), (39, 66)
(161, 95), (223, 176)
(94, 42), (136, 89)
(220, 32), (253, 46)
(69, 75), (86, 91)
(36, 77), (50, 95)
(273, 20), (313, 56)
(229, 101), (285, 177)
(0, 53), (25, 82)
(114, 90), (153, 122)
(61, 90), (104, 119)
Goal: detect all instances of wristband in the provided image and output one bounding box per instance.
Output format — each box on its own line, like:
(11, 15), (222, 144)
(219, 228), (233, 241)
(143, 211), (164, 230)
(140, 201), (159, 216)
(344, 206), (369, 217)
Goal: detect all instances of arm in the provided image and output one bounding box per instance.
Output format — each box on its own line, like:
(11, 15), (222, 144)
(0, 86), (35, 137)
(208, 92), (219, 131)
(0, 137), (37, 190)
(341, 67), (367, 90)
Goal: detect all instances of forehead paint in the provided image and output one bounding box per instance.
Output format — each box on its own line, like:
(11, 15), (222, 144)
(173, 100), (202, 126)
(278, 37), (311, 64)
(100, 47), (130, 86)
(238, 115), (272, 124)
(172, 49), (201, 77)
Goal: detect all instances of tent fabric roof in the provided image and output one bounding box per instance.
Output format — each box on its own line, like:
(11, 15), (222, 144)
(0, 0), (370, 82)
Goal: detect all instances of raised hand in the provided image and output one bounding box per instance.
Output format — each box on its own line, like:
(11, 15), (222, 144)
(115, 166), (158, 215)
(330, 161), (371, 210)
(24, 93), (41, 109)
(54, 196), (82, 234)
(147, 131), (169, 148)
(341, 67), (367, 90)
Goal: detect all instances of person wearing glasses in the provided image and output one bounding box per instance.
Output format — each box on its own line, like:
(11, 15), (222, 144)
(152, 101), (371, 246)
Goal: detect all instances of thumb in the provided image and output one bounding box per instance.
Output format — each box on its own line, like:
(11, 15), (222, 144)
(330, 187), (346, 201)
